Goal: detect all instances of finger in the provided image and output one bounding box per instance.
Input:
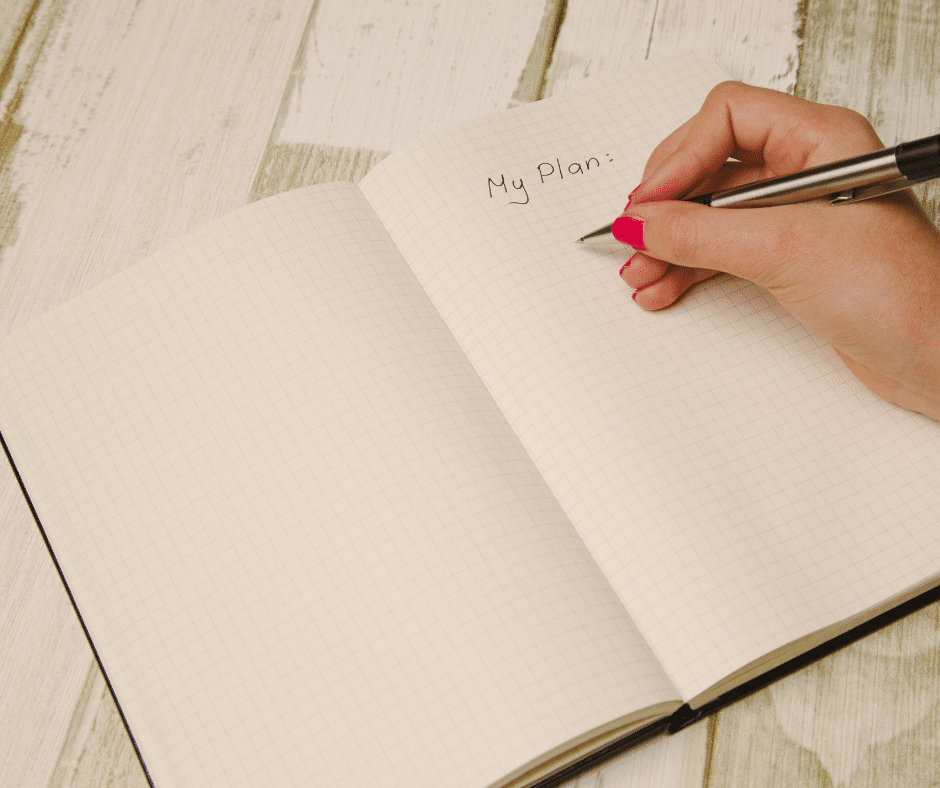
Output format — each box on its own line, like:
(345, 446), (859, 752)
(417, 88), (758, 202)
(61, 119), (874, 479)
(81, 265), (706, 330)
(694, 161), (769, 195)
(611, 200), (813, 291)
(638, 113), (771, 189)
(617, 249), (719, 311)
(641, 118), (693, 181)
(633, 160), (776, 212)
(633, 266), (719, 311)
(618, 252), (669, 290)
(630, 82), (884, 205)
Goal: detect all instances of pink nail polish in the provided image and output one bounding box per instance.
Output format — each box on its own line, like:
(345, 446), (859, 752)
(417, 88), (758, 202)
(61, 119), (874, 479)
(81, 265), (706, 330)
(619, 252), (638, 276)
(611, 216), (646, 250)
(624, 185), (641, 210)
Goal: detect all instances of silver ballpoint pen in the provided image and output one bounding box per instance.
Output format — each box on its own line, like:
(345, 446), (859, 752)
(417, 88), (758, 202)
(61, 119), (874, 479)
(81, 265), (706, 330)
(576, 132), (940, 245)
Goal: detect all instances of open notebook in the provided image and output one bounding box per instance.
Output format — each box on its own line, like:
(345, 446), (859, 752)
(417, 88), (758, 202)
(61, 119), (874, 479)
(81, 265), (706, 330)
(2, 51), (940, 788)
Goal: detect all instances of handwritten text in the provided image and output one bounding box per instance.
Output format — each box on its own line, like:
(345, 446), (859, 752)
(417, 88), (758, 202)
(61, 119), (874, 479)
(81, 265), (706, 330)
(487, 152), (614, 207)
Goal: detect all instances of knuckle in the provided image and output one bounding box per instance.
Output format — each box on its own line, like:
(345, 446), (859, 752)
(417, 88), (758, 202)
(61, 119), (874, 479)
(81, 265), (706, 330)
(746, 221), (801, 288)
(706, 80), (744, 106)
(814, 105), (883, 153)
(827, 105), (872, 131)
(662, 209), (702, 268)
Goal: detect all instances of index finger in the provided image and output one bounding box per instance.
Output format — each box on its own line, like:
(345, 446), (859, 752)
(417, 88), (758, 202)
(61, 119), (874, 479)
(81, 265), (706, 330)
(631, 81), (885, 204)
(640, 117), (691, 182)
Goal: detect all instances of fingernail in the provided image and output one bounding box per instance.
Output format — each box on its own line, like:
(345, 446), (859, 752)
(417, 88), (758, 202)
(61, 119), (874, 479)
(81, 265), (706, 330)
(623, 185), (641, 210)
(619, 252), (638, 277)
(631, 291), (638, 301)
(611, 216), (646, 250)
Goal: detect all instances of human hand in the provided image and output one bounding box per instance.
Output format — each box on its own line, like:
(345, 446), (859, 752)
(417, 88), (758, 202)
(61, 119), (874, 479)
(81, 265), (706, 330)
(615, 81), (940, 421)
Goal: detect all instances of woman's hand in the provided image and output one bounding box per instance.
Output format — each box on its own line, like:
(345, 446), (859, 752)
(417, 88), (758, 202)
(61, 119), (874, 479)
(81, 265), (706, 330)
(616, 81), (940, 420)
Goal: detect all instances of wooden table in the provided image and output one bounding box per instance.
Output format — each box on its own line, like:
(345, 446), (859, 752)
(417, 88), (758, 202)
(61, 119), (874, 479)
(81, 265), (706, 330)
(1, 1), (938, 785)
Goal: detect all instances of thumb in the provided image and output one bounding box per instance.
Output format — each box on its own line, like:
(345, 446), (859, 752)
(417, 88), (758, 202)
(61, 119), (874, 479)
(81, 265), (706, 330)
(613, 200), (811, 292)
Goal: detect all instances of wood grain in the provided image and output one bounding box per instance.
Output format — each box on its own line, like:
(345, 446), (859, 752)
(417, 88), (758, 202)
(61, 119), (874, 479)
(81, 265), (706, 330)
(275, 0), (553, 150)
(250, 0), (572, 200)
(0, 1), (312, 785)
(541, 0), (802, 97)
(0, 0), (309, 333)
(570, 722), (710, 788)
(251, 0), (552, 199)
(1, 0), (939, 786)
(46, 664), (145, 788)
(252, 0), (807, 201)
(0, 8), (114, 788)
(796, 0), (940, 222)
(0, 447), (92, 788)
(707, 605), (940, 788)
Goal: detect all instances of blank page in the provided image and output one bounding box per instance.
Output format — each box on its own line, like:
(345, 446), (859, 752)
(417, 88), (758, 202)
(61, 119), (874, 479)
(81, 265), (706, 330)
(0, 184), (677, 788)
(361, 51), (940, 701)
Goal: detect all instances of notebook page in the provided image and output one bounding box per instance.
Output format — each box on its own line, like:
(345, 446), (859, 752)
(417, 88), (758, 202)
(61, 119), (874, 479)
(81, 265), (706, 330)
(0, 184), (678, 788)
(360, 51), (940, 701)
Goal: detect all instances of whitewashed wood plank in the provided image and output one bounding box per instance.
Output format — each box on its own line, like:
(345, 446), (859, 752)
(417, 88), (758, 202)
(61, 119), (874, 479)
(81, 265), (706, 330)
(251, 0), (559, 200)
(275, 0), (549, 151)
(0, 1), (313, 785)
(562, 722), (710, 788)
(542, 0), (801, 96)
(0, 8), (106, 788)
(769, 604), (940, 787)
(507, 0), (567, 107)
(250, 140), (391, 199)
(707, 603), (940, 788)
(0, 0), (39, 80)
(0, 4), (97, 784)
(0, 0), (312, 336)
(47, 664), (148, 788)
(797, 0), (940, 223)
(0, 465), (93, 788)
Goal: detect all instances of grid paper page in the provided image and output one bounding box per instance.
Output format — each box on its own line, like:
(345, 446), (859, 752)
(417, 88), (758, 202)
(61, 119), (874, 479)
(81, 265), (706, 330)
(361, 50), (940, 701)
(0, 183), (678, 788)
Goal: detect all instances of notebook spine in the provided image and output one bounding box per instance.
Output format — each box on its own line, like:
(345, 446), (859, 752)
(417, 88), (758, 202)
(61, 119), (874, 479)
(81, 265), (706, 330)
(666, 704), (700, 733)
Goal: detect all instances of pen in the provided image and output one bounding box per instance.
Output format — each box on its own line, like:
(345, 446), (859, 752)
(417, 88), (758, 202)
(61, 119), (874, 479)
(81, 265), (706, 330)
(576, 132), (940, 245)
